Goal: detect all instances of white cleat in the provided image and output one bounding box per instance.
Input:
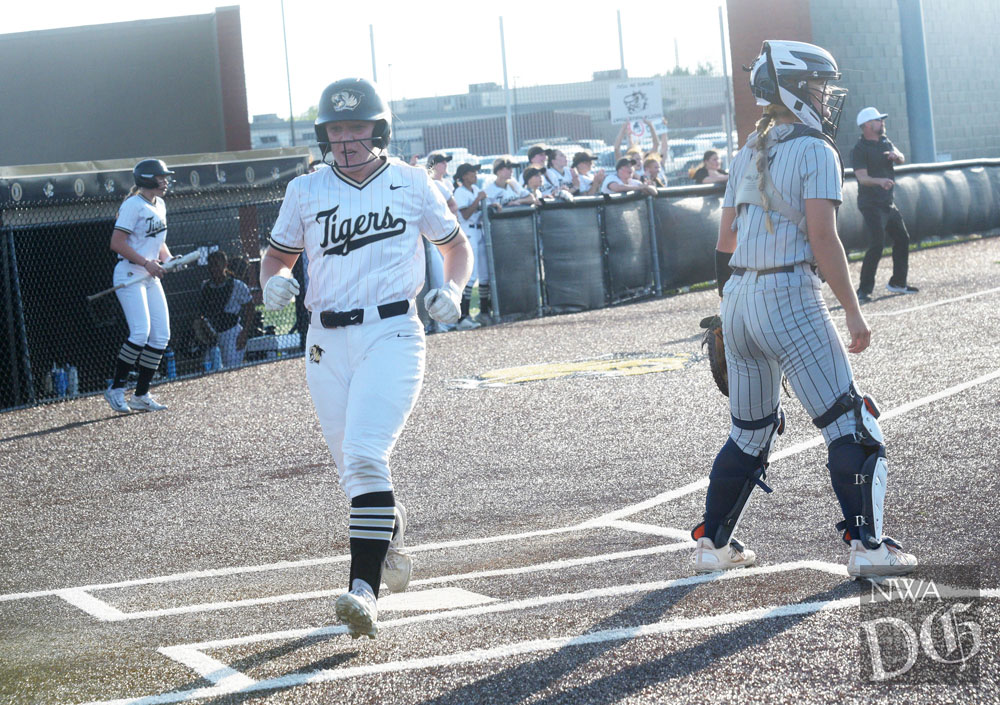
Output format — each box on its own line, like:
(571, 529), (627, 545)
(382, 504), (413, 594)
(336, 579), (378, 640)
(693, 536), (757, 573)
(847, 538), (917, 580)
(104, 387), (131, 413)
(127, 393), (167, 412)
(455, 316), (481, 331)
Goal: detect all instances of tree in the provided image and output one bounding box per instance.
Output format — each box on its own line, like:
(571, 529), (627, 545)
(695, 62), (715, 76)
(296, 105), (318, 122)
(670, 65), (692, 76)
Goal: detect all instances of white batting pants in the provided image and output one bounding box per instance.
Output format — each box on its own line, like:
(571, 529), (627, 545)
(466, 225), (489, 284)
(113, 261), (170, 348)
(204, 323), (246, 369)
(305, 311), (425, 499)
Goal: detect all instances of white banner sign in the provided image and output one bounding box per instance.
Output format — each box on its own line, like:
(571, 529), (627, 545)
(609, 79), (663, 123)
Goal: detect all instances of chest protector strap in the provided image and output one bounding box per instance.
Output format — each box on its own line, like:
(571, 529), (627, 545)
(733, 125), (843, 235)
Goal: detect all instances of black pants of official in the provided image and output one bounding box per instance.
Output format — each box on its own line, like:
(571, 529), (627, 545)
(858, 205), (910, 295)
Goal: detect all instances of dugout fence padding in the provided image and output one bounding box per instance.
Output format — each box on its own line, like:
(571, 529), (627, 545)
(3, 157), (999, 412)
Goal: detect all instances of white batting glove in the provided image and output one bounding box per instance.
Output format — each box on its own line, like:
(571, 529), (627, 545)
(263, 275), (300, 311)
(424, 281), (462, 324)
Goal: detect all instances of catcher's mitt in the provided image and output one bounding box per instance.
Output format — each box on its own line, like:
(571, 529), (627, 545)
(192, 316), (219, 347)
(700, 314), (728, 396)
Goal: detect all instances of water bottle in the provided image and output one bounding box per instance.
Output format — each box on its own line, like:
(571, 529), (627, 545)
(203, 353), (213, 372)
(52, 364), (67, 397)
(66, 365), (79, 396)
(210, 345), (223, 371)
(164, 348), (177, 379)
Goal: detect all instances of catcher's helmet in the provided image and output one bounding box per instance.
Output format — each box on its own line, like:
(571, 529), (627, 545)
(747, 40), (846, 138)
(133, 159), (175, 189)
(314, 78), (391, 163)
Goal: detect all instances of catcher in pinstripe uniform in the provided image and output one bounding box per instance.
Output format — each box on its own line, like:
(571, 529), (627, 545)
(691, 41), (916, 581)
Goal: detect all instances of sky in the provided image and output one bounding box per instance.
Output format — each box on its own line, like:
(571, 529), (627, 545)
(3, 1), (730, 119)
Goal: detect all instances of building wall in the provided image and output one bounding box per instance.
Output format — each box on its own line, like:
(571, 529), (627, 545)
(809, 0), (912, 160)
(0, 10), (249, 167)
(728, 0), (999, 164)
(921, 0), (1000, 159)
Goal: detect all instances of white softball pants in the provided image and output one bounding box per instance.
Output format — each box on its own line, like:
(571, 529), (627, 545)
(113, 261), (170, 349)
(305, 310), (425, 499)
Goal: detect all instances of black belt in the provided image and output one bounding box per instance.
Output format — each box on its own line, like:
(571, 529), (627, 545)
(318, 300), (409, 329)
(731, 264), (814, 276)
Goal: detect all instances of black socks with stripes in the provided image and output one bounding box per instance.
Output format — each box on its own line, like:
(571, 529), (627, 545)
(135, 345), (165, 396)
(348, 491), (395, 598)
(112, 341), (144, 389)
(112, 342), (165, 395)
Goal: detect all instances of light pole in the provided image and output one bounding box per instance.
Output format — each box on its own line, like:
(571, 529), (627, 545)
(280, 0), (295, 146)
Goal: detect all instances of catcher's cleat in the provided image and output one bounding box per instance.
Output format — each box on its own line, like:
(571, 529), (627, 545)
(847, 537), (917, 580)
(336, 579), (378, 639)
(382, 504), (413, 594)
(104, 387), (131, 413)
(127, 393), (167, 412)
(693, 536), (756, 573)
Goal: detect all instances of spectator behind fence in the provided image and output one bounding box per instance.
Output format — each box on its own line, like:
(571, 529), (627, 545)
(409, 153), (422, 166)
(486, 157), (538, 210)
(544, 149), (577, 200)
(453, 163), (490, 330)
(691, 150), (729, 185)
(522, 166), (553, 202)
(643, 156), (667, 188)
(526, 145), (556, 197)
(427, 153), (458, 215)
(308, 159), (325, 173)
(198, 250), (255, 369)
(602, 158), (657, 196)
(572, 152), (606, 196)
(104, 158), (176, 414)
(614, 118), (662, 179)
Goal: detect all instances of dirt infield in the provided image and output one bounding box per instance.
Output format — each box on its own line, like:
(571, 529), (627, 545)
(2, 237), (998, 704)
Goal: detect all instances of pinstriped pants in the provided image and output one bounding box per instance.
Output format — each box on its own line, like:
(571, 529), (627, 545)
(721, 265), (856, 455)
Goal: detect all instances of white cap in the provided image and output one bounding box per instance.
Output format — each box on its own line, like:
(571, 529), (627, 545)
(857, 107), (889, 126)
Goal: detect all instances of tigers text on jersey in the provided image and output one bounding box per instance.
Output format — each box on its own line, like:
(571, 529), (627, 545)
(724, 123), (842, 271)
(114, 194), (167, 261)
(268, 158), (460, 312)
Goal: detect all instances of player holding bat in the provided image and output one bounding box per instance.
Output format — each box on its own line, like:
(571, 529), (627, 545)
(103, 159), (177, 413)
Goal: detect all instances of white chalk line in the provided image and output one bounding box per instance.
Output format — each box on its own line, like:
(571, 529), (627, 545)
(862, 285), (1000, 317)
(7, 365), (999, 624)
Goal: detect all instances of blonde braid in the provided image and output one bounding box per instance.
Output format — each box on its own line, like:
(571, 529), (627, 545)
(754, 104), (794, 234)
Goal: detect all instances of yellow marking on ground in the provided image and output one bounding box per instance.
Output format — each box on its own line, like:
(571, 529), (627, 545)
(451, 353), (691, 388)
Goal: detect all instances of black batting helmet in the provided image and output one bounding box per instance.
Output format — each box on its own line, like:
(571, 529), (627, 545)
(133, 159), (175, 189)
(314, 78), (392, 157)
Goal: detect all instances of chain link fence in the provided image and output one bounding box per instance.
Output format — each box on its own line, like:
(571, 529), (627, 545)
(0, 154), (308, 411)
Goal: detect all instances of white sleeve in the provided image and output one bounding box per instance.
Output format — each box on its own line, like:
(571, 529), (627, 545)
(268, 178), (305, 254)
(417, 170), (461, 244)
(113, 197), (139, 234)
(233, 280), (253, 306)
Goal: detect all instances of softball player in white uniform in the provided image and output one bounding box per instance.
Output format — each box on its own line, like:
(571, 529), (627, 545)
(104, 159), (175, 413)
(691, 41), (916, 580)
(260, 78), (472, 639)
(453, 163), (489, 329)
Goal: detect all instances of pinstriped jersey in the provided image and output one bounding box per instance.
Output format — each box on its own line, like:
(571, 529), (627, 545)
(113, 194), (167, 261)
(724, 123), (842, 270)
(268, 158), (460, 312)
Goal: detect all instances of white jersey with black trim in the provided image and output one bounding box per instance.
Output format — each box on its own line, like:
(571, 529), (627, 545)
(724, 123), (842, 270)
(431, 177), (454, 202)
(268, 157), (460, 312)
(114, 193), (167, 261)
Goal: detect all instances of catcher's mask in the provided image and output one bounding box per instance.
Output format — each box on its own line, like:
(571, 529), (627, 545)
(746, 40), (846, 139)
(314, 78), (391, 169)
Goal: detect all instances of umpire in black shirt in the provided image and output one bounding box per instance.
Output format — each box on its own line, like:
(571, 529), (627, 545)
(850, 107), (919, 302)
